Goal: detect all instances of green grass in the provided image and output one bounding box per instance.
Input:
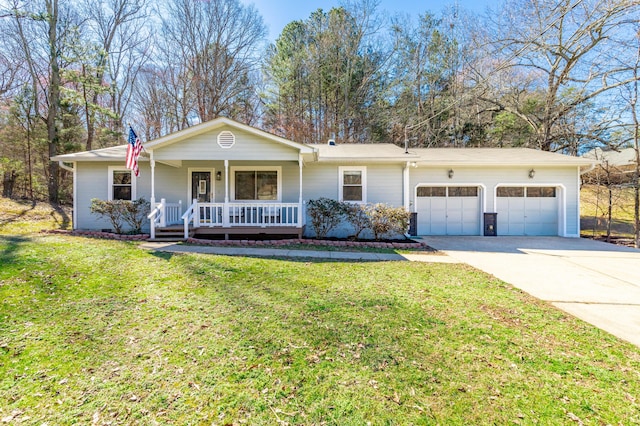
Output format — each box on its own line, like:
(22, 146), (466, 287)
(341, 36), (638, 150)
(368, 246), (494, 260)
(0, 197), (71, 234)
(581, 184), (636, 238)
(2, 235), (640, 424)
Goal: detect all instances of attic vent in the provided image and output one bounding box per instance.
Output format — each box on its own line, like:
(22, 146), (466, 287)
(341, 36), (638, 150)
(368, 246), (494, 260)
(217, 131), (235, 148)
(328, 139), (336, 146)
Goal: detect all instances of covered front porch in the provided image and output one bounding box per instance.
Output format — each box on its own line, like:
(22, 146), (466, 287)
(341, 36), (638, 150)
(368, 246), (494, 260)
(148, 199), (303, 240)
(146, 157), (306, 240)
(138, 118), (316, 241)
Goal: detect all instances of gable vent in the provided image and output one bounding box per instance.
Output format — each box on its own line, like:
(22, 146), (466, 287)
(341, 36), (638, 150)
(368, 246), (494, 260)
(217, 131), (235, 148)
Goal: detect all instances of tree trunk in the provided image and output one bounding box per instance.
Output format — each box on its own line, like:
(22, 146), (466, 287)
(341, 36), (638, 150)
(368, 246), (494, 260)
(46, 0), (60, 204)
(2, 170), (16, 198)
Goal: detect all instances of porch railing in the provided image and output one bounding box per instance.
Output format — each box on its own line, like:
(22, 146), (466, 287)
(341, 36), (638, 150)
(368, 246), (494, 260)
(147, 198), (182, 239)
(179, 200), (302, 239)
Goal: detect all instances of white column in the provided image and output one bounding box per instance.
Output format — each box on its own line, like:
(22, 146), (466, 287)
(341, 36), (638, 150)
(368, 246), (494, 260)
(72, 162), (77, 230)
(298, 154), (303, 226)
(223, 160), (229, 227)
(150, 151), (156, 206)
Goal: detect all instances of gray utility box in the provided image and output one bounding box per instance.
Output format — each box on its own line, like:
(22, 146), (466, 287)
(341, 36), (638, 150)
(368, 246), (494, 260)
(484, 213), (497, 236)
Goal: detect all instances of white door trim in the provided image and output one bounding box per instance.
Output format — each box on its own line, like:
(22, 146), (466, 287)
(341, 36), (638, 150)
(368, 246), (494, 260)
(493, 183), (566, 237)
(414, 183), (487, 236)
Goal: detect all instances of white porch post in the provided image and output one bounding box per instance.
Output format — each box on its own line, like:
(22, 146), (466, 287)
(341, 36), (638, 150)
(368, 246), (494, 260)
(160, 198), (166, 227)
(150, 152), (156, 206)
(298, 154), (303, 226)
(223, 160), (229, 227)
(192, 198), (199, 227)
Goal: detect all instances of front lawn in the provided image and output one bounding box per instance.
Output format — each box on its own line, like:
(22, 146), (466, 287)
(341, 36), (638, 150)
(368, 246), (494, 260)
(1, 234), (640, 424)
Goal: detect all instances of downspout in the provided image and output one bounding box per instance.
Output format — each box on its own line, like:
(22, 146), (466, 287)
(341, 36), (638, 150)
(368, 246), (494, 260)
(58, 161), (77, 229)
(58, 161), (73, 172)
(403, 161), (412, 238)
(403, 161), (411, 210)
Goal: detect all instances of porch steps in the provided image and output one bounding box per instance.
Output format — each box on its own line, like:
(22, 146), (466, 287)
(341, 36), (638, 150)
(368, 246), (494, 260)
(148, 226), (194, 242)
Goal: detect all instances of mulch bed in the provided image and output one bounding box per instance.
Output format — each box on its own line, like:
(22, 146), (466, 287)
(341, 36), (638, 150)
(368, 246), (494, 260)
(43, 229), (431, 250)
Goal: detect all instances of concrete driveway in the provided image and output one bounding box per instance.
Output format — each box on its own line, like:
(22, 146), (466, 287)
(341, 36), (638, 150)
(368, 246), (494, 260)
(422, 236), (640, 348)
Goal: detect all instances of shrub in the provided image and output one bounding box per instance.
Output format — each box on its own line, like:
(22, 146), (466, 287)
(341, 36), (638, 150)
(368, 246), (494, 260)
(90, 198), (150, 234)
(344, 203), (371, 239)
(307, 197), (346, 239)
(121, 198), (150, 234)
(367, 204), (411, 240)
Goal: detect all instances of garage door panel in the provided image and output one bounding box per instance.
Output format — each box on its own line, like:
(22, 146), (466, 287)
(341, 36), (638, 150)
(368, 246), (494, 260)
(416, 186), (480, 236)
(497, 186), (558, 236)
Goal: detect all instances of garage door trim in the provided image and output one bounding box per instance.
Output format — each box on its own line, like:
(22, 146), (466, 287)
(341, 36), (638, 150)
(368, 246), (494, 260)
(493, 183), (566, 237)
(414, 183), (487, 236)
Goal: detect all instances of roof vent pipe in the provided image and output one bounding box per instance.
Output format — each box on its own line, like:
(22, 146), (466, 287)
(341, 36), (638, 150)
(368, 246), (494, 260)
(328, 139), (336, 146)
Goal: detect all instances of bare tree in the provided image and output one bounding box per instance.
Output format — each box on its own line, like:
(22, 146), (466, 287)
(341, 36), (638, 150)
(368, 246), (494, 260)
(483, 0), (639, 152)
(159, 0), (266, 124)
(79, 0), (148, 150)
(10, 0), (69, 203)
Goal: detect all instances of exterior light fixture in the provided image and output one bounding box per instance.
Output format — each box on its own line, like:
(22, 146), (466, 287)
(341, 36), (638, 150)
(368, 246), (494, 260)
(216, 171), (222, 181)
(448, 169), (454, 179)
(529, 169), (535, 179)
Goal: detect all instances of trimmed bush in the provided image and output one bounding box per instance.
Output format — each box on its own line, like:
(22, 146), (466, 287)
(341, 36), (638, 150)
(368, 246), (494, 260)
(367, 203), (411, 240)
(121, 198), (150, 233)
(307, 197), (347, 239)
(90, 198), (150, 234)
(344, 203), (371, 239)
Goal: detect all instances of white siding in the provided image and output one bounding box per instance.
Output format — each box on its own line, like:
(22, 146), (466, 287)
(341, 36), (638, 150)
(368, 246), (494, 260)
(302, 163), (403, 205)
(301, 163), (404, 238)
(75, 162), (152, 231)
(408, 166), (580, 237)
(153, 127), (299, 161)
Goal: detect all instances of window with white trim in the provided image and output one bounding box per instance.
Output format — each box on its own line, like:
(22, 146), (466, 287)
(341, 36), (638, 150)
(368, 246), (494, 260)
(108, 166), (136, 201)
(339, 166), (366, 202)
(231, 166), (281, 201)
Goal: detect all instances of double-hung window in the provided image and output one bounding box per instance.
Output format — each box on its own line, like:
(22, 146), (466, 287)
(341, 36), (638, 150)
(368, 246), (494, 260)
(108, 166), (136, 201)
(339, 166), (366, 203)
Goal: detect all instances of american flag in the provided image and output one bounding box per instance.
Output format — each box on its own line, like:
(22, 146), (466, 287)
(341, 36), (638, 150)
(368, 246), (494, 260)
(126, 126), (143, 177)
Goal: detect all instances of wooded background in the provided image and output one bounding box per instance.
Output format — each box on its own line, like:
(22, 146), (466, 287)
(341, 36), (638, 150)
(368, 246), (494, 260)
(0, 0), (639, 205)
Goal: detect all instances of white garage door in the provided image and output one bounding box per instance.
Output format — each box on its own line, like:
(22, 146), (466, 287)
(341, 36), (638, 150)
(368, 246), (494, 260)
(416, 186), (480, 235)
(496, 186), (558, 236)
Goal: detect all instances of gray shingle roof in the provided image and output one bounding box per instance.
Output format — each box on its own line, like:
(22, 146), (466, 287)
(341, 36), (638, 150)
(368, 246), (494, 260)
(52, 145), (147, 162)
(411, 147), (594, 166)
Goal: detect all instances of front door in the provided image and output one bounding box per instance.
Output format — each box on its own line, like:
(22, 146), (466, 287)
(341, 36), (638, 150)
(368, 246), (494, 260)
(191, 171), (212, 202)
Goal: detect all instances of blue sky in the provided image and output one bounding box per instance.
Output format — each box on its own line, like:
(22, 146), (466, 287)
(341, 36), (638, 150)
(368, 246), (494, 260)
(241, 0), (496, 41)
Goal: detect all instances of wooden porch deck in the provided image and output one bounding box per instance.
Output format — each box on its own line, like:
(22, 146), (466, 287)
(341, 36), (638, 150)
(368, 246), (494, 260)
(151, 225), (303, 242)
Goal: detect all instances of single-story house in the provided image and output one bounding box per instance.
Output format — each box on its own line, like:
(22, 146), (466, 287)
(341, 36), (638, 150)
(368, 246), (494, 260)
(582, 147), (639, 185)
(52, 117), (595, 239)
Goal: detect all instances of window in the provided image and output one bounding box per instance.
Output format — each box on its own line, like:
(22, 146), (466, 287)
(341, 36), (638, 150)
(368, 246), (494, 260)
(108, 167), (136, 201)
(497, 186), (556, 198)
(527, 187), (556, 197)
(231, 167), (280, 201)
(448, 186), (478, 197)
(497, 187), (524, 197)
(417, 186), (446, 197)
(339, 166), (366, 202)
